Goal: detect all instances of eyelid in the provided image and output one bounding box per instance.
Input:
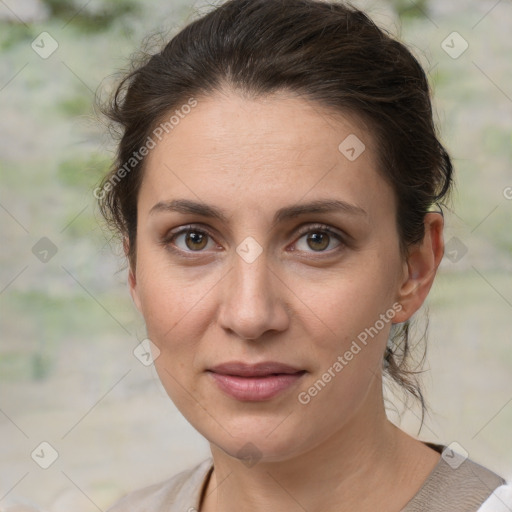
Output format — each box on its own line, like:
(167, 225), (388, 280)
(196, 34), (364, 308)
(293, 222), (344, 240)
(162, 222), (346, 256)
(290, 223), (346, 254)
(161, 224), (219, 255)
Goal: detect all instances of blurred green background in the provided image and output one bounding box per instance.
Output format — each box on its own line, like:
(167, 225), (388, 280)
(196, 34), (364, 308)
(1, 0), (511, 510)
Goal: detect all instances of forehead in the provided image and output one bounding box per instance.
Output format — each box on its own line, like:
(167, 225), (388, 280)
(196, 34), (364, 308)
(140, 90), (394, 220)
(150, 90), (372, 161)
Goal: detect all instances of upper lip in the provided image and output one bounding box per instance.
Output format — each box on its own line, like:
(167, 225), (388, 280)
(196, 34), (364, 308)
(208, 361), (305, 377)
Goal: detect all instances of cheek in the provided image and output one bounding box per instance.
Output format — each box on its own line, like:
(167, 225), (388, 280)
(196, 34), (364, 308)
(294, 259), (398, 407)
(299, 256), (398, 351)
(301, 287), (391, 398)
(294, 279), (394, 431)
(138, 281), (204, 363)
(133, 252), (224, 403)
(135, 247), (214, 340)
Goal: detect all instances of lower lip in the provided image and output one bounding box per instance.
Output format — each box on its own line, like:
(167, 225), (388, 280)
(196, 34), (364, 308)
(207, 371), (306, 401)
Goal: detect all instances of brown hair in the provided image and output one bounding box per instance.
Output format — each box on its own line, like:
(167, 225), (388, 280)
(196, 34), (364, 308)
(97, 0), (453, 426)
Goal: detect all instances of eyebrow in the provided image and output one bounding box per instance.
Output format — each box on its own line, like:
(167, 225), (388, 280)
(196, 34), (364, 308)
(149, 198), (368, 224)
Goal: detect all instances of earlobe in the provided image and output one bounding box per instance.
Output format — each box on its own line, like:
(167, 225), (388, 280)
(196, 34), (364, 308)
(393, 213), (444, 323)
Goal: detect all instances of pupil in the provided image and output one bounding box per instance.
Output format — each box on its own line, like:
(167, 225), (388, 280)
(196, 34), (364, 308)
(308, 232), (328, 251)
(187, 231), (206, 250)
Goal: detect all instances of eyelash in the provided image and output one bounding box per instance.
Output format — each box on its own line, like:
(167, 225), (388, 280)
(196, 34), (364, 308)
(161, 223), (346, 258)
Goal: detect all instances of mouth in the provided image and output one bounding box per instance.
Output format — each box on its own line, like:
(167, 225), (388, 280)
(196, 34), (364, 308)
(206, 361), (307, 401)
(207, 361), (306, 377)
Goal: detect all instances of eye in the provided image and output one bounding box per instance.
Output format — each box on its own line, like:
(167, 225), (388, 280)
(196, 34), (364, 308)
(293, 223), (344, 254)
(163, 226), (217, 254)
(162, 223), (345, 257)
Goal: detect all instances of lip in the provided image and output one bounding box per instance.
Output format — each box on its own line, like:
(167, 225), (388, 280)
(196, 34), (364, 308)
(208, 361), (304, 377)
(207, 361), (306, 401)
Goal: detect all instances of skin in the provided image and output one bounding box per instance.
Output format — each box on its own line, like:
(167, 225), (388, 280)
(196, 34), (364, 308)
(127, 88), (445, 512)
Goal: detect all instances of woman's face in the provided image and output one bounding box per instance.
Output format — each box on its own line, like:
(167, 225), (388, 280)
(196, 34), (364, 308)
(129, 90), (413, 462)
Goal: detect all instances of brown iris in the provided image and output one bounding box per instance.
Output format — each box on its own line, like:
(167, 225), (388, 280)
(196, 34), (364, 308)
(306, 232), (330, 251)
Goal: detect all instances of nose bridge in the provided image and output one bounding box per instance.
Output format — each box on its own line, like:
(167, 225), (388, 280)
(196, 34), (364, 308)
(231, 240), (273, 312)
(218, 236), (286, 340)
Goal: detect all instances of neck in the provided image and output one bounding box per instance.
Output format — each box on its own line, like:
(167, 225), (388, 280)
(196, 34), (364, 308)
(200, 381), (440, 512)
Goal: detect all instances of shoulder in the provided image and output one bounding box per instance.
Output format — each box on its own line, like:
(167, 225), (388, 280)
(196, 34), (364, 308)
(106, 458), (213, 512)
(432, 444), (506, 504)
(403, 442), (508, 512)
(478, 480), (512, 512)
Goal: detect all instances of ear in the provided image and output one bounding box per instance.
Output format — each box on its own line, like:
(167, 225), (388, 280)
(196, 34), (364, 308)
(393, 212), (444, 323)
(124, 237), (143, 314)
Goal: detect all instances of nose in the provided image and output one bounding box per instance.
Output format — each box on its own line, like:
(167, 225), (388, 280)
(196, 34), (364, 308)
(217, 245), (290, 341)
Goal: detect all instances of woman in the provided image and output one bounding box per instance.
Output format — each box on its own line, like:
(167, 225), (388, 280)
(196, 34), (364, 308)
(97, 0), (511, 510)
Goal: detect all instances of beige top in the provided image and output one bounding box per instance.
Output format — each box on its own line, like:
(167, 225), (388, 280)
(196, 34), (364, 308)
(107, 443), (506, 512)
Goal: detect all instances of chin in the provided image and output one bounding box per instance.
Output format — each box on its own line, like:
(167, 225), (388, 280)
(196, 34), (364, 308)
(207, 423), (309, 464)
